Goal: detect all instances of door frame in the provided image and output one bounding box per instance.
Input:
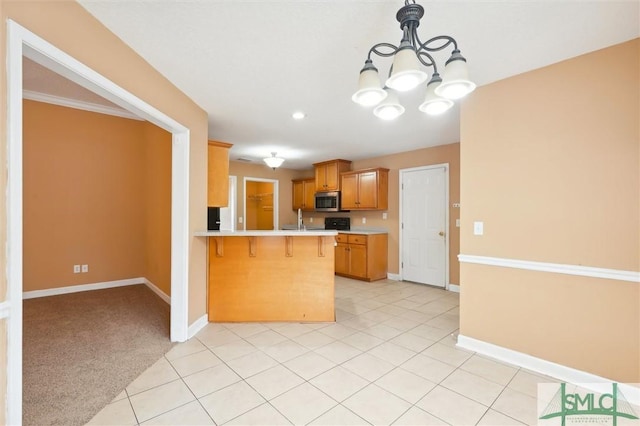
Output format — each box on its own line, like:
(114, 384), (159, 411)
(243, 177), (279, 230)
(220, 176), (237, 231)
(398, 163), (450, 288)
(6, 20), (191, 425)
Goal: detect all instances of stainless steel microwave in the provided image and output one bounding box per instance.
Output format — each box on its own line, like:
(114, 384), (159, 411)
(314, 191), (341, 212)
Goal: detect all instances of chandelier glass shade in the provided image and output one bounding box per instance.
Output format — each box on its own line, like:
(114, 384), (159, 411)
(263, 152), (285, 169)
(353, 0), (475, 119)
(351, 60), (388, 106)
(373, 89), (405, 120)
(418, 73), (454, 115)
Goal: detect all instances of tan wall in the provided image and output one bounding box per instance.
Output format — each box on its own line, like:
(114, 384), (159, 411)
(143, 122), (172, 295)
(23, 100), (146, 290)
(229, 161), (307, 229)
(23, 101), (172, 295)
(460, 39), (639, 382)
(1, 1), (209, 416)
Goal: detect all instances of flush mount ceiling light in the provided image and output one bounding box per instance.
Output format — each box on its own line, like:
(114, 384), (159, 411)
(292, 111), (306, 120)
(263, 152), (285, 169)
(353, 0), (476, 119)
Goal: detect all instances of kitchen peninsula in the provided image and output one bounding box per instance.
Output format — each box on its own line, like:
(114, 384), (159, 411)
(195, 230), (338, 322)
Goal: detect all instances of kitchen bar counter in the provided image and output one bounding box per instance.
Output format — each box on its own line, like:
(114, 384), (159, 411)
(195, 229), (338, 237)
(197, 231), (336, 323)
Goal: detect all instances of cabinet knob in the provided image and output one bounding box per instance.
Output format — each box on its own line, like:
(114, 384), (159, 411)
(439, 231), (445, 236)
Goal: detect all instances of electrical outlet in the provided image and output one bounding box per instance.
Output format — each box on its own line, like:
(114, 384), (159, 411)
(362, 217), (366, 224)
(456, 218), (460, 227)
(81, 264), (89, 273)
(309, 217), (313, 223)
(382, 213), (388, 220)
(238, 217), (243, 224)
(73, 265), (81, 274)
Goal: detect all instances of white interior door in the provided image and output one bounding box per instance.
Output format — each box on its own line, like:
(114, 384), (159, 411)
(401, 165), (448, 287)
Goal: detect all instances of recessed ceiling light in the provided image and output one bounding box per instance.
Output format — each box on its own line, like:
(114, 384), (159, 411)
(292, 111), (305, 120)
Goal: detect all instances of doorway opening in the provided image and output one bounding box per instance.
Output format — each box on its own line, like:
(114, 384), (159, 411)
(243, 177), (279, 230)
(6, 20), (191, 425)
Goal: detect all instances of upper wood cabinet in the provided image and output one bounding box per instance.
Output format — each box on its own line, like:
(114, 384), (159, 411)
(341, 167), (389, 210)
(313, 159), (351, 192)
(207, 140), (233, 207)
(292, 178), (316, 211)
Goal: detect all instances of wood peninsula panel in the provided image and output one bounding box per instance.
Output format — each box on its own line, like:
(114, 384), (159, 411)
(208, 235), (335, 322)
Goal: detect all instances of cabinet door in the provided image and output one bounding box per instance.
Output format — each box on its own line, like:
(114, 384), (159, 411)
(324, 161), (339, 191)
(349, 244), (368, 278)
(341, 173), (358, 210)
(335, 243), (350, 275)
(356, 171), (378, 209)
(315, 165), (327, 191)
(292, 180), (304, 210)
(302, 179), (316, 210)
(207, 141), (231, 207)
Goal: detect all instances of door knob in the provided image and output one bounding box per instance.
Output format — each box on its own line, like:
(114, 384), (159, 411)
(439, 231), (445, 236)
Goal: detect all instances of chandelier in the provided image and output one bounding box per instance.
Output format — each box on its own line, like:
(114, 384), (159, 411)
(352, 0), (476, 120)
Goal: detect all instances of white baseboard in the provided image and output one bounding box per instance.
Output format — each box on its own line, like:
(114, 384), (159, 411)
(387, 273), (401, 281)
(457, 334), (640, 406)
(447, 283), (460, 293)
(23, 278), (146, 299)
(188, 314), (209, 339)
(143, 278), (171, 304)
(23, 277), (171, 304)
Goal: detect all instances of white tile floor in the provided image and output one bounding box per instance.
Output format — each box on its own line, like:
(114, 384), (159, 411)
(88, 276), (557, 425)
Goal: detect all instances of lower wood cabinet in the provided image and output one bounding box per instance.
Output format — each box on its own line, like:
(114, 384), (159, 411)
(335, 233), (387, 281)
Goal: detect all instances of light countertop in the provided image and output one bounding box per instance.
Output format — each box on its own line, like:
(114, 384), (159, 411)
(195, 229), (338, 237)
(280, 225), (388, 235)
(335, 229), (388, 235)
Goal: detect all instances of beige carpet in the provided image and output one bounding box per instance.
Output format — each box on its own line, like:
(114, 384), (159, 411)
(23, 284), (175, 426)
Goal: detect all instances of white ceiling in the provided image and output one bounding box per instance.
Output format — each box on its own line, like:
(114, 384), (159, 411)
(26, 1), (639, 170)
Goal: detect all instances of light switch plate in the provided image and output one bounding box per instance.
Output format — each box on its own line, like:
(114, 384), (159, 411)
(473, 221), (484, 235)
(456, 219), (460, 227)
